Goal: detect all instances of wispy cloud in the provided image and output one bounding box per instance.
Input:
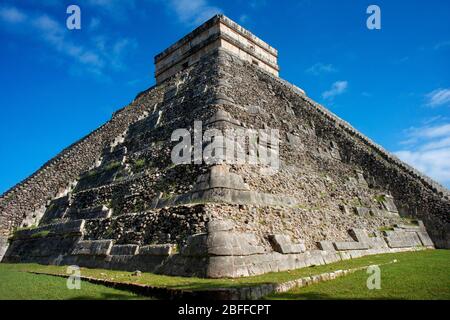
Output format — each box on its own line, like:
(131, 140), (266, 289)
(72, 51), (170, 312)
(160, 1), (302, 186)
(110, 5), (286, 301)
(434, 40), (450, 50)
(89, 17), (101, 31)
(0, 5), (137, 79)
(249, 0), (268, 8)
(425, 88), (450, 107)
(322, 81), (348, 100)
(395, 122), (450, 187)
(0, 6), (26, 23)
(306, 63), (337, 76)
(87, 0), (138, 21)
(239, 14), (250, 24)
(166, 0), (222, 26)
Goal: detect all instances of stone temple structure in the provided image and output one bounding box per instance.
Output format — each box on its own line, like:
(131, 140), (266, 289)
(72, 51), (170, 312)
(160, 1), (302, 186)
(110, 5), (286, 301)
(1, 15), (449, 278)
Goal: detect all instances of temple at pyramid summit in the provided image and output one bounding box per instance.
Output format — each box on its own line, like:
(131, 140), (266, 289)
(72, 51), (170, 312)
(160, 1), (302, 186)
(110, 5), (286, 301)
(0, 15), (448, 278)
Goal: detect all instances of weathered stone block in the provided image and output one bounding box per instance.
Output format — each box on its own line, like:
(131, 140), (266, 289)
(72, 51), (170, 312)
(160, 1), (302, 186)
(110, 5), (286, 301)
(381, 195), (398, 213)
(207, 231), (265, 256)
(333, 241), (368, 251)
(384, 231), (422, 248)
(0, 237), (10, 261)
(349, 228), (370, 244)
(207, 219), (234, 233)
(180, 234), (208, 257)
(72, 240), (113, 256)
(354, 207), (371, 217)
(67, 205), (112, 220)
(416, 231), (434, 247)
(269, 234), (306, 254)
(369, 237), (388, 249)
(13, 220), (85, 240)
(139, 244), (177, 256)
(110, 244), (139, 256)
(318, 241), (335, 251)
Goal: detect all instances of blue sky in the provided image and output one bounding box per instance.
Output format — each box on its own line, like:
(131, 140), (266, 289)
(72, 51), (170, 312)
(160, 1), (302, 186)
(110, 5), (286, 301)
(0, 0), (449, 193)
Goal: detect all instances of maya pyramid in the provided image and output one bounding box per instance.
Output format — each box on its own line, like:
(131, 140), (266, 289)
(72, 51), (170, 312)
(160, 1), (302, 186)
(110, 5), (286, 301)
(1, 15), (448, 278)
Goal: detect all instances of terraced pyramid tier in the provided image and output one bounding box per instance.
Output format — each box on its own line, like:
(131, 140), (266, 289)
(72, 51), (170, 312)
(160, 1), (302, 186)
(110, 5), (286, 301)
(1, 47), (448, 277)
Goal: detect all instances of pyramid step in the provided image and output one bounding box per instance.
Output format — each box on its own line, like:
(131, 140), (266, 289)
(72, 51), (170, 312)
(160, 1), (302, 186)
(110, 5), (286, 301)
(12, 220), (85, 240)
(110, 244), (139, 256)
(66, 205), (112, 220)
(72, 240), (113, 256)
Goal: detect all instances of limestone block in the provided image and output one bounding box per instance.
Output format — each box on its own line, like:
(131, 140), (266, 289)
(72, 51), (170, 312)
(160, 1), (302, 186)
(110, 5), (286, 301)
(67, 205), (111, 220)
(384, 231), (422, 248)
(139, 244), (177, 256)
(246, 105), (263, 114)
(394, 224), (420, 232)
(318, 241), (335, 251)
(416, 231), (434, 247)
(349, 229), (371, 244)
(354, 207), (371, 217)
(369, 237), (389, 249)
(348, 250), (364, 259)
(0, 237), (9, 261)
(269, 234), (306, 254)
(333, 241), (368, 251)
(72, 240), (113, 256)
(207, 219), (234, 233)
(381, 195), (398, 213)
(307, 250), (326, 266)
(207, 231), (265, 256)
(110, 244), (139, 256)
(207, 256), (240, 278)
(14, 220), (85, 240)
(180, 234), (208, 257)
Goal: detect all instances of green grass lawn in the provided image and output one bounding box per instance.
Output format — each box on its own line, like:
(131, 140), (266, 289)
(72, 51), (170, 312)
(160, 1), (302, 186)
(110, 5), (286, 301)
(1, 250), (448, 299)
(0, 264), (148, 300)
(267, 249), (450, 300)
(0, 251), (433, 290)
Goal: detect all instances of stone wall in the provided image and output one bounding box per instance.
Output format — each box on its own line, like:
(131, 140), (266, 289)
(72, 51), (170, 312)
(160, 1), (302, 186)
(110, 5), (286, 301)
(155, 14), (279, 83)
(212, 48), (449, 248)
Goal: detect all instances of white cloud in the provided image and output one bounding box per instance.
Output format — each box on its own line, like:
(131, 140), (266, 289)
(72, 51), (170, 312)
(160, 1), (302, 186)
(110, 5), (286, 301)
(239, 14), (249, 24)
(0, 5), (137, 79)
(0, 6), (26, 23)
(394, 122), (450, 187)
(87, 0), (137, 21)
(306, 63), (337, 76)
(425, 88), (450, 107)
(167, 0), (222, 26)
(434, 40), (450, 50)
(322, 81), (348, 99)
(395, 149), (450, 185)
(249, 0), (267, 8)
(89, 18), (101, 31)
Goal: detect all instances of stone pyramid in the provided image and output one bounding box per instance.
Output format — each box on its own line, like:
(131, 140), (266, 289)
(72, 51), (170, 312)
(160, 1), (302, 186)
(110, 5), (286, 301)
(1, 15), (448, 278)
